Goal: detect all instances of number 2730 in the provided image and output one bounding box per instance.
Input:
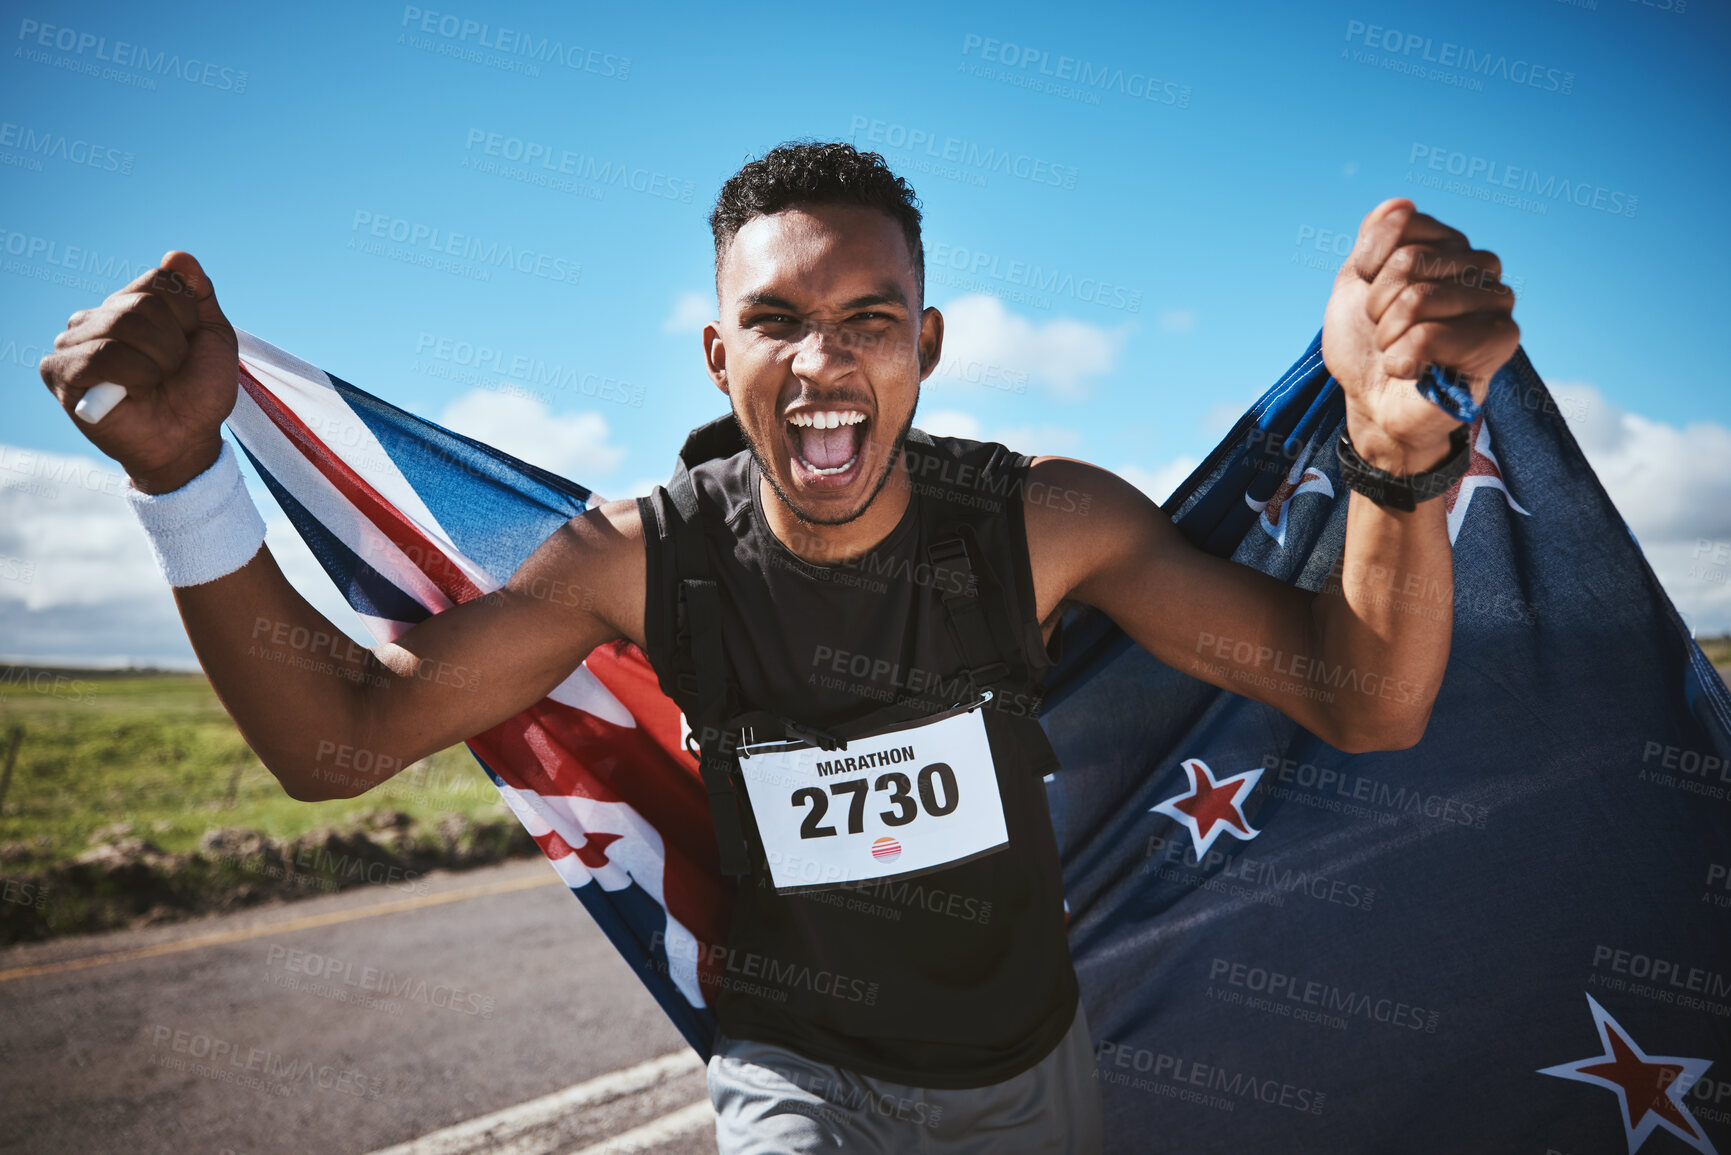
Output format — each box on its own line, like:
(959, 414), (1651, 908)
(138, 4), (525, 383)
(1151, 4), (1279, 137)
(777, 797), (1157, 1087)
(791, 764), (960, 839)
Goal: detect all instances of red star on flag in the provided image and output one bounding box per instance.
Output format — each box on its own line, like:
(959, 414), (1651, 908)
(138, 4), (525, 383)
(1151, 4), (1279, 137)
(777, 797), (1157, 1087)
(1443, 416), (1530, 545)
(1245, 457), (1334, 546)
(1537, 994), (1716, 1155)
(1150, 757), (1263, 858)
(533, 829), (624, 869)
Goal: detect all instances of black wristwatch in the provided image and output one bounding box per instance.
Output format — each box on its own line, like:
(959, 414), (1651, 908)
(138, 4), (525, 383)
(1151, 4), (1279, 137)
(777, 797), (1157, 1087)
(1336, 425), (1472, 512)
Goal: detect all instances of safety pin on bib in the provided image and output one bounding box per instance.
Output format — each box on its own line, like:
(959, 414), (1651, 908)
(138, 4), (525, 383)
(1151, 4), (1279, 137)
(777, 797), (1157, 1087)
(737, 689), (996, 761)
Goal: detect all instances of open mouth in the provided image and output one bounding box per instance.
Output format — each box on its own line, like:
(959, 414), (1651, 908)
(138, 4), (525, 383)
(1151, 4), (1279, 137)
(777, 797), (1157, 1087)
(784, 408), (870, 489)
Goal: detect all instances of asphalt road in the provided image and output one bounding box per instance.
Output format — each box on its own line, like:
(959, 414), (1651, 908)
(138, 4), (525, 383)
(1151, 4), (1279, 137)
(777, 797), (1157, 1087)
(0, 858), (721, 1155)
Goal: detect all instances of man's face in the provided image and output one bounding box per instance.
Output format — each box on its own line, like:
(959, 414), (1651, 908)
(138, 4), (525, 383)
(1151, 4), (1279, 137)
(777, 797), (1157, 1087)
(705, 203), (941, 527)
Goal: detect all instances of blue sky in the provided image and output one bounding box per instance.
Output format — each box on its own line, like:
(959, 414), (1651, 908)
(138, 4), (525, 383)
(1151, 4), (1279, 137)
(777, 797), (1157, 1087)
(4, 0), (1729, 664)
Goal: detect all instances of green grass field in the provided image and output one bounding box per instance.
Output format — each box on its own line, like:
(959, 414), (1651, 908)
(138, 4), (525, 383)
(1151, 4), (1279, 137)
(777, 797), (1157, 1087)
(0, 667), (510, 873)
(3, 637), (1728, 874)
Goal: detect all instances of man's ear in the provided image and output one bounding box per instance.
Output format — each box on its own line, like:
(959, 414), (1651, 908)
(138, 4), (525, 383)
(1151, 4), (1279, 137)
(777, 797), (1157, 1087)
(702, 319), (728, 395)
(918, 306), (944, 380)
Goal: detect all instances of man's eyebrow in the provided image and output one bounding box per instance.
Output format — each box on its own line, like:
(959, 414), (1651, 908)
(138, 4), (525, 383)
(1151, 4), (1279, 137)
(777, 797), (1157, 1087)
(736, 291), (801, 312)
(838, 288), (909, 310)
(734, 287), (910, 313)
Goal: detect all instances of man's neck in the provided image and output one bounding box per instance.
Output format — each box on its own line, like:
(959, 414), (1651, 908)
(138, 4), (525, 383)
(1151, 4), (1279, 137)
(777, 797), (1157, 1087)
(759, 460), (913, 567)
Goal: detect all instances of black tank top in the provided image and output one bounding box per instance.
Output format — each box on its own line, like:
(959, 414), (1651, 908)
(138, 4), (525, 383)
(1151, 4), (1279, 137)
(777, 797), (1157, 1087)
(638, 428), (1079, 1089)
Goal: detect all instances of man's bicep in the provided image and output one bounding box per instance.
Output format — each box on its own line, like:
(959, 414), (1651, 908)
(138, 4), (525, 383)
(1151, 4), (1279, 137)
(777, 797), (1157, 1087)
(1025, 456), (1192, 627)
(365, 500), (640, 764)
(1033, 458), (1274, 660)
(1028, 457), (1332, 730)
(1078, 514), (1314, 679)
(502, 497), (646, 649)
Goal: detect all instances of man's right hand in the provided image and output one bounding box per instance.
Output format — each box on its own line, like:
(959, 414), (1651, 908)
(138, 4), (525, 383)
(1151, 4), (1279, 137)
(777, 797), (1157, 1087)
(39, 250), (238, 494)
(36, 249), (646, 802)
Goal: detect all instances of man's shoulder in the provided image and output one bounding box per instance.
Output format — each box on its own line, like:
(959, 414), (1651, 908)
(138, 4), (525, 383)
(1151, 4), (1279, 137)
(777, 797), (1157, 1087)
(666, 442), (756, 528)
(559, 497), (649, 579)
(588, 494), (647, 533)
(495, 495), (649, 649)
(907, 428), (1023, 460)
(902, 429), (1029, 506)
(1021, 455), (1191, 589)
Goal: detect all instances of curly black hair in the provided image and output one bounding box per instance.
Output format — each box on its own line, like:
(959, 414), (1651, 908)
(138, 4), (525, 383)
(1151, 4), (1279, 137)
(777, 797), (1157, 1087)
(709, 140), (924, 301)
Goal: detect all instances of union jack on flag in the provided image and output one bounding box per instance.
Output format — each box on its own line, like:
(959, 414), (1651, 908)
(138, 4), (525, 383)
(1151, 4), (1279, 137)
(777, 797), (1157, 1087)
(226, 330), (733, 1052)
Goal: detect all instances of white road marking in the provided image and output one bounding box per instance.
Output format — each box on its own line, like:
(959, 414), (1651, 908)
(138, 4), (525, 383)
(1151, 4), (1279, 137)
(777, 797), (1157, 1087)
(564, 1100), (715, 1155)
(364, 1050), (706, 1155)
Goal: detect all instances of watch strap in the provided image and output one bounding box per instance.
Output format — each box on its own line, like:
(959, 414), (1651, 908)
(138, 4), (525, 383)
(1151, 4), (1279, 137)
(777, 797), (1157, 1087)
(1336, 424), (1472, 512)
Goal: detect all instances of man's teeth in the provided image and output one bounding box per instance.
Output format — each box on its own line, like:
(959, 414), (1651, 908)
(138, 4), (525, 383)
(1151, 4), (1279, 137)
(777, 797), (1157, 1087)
(800, 455), (856, 476)
(787, 410), (866, 429)
(788, 410), (865, 476)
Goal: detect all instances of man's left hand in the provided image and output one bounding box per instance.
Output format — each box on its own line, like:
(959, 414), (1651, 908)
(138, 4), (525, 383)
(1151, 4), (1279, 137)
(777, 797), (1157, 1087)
(1322, 198), (1520, 473)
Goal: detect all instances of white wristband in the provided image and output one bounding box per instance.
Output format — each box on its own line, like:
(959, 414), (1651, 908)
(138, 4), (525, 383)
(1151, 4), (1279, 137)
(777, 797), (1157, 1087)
(124, 440), (267, 587)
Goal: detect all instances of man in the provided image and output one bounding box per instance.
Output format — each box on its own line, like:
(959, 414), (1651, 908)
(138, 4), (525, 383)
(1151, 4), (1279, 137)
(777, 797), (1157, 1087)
(39, 141), (1517, 1152)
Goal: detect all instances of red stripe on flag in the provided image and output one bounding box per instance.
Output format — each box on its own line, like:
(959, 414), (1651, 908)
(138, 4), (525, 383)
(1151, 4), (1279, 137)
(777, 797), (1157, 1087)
(237, 362), (482, 605)
(469, 644), (734, 967)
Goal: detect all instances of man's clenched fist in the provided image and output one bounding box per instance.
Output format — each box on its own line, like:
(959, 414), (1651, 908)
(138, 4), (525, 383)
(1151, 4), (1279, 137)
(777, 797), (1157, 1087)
(39, 251), (238, 494)
(1321, 199), (1520, 475)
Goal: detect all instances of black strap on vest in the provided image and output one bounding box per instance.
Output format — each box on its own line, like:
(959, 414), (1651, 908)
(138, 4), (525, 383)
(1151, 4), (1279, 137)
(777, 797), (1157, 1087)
(669, 418), (753, 877)
(927, 533), (1012, 692)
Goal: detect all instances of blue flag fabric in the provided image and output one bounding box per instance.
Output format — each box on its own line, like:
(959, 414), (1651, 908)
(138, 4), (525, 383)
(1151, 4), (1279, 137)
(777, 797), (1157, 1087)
(1043, 335), (1731, 1153)
(229, 331), (1731, 1153)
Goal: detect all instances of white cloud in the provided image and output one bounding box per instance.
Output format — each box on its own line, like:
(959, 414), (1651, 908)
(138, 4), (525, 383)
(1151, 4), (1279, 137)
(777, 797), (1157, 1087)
(0, 447), (156, 612)
(1548, 382), (1731, 633)
(1644, 540), (1731, 638)
(0, 407), (628, 668)
(437, 390), (627, 480)
(917, 409), (981, 439)
(1157, 309), (1197, 334)
(661, 290), (714, 335)
(935, 293), (1129, 400)
(0, 442), (384, 667)
(913, 407), (1081, 455)
(996, 426), (1084, 454)
(1550, 382), (1731, 544)
(8, 375), (1727, 670)
(1115, 457), (1201, 506)
(905, 420), (1190, 503)
(0, 445), (191, 666)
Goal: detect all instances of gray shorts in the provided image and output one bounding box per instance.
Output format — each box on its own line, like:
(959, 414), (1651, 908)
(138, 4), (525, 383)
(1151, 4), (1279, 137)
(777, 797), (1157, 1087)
(706, 1001), (1104, 1154)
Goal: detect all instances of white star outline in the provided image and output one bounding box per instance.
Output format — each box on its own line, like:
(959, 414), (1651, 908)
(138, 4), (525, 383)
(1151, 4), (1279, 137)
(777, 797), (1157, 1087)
(1446, 418), (1530, 545)
(1536, 993), (1717, 1155)
(1149, 758), (1264, 859)
(1244, 457), (1335, 547)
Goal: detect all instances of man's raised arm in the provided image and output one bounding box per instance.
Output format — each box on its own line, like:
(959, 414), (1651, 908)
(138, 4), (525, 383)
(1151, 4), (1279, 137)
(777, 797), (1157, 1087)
(39, 252), (645, 800)
(1026, 199), (1519, 752)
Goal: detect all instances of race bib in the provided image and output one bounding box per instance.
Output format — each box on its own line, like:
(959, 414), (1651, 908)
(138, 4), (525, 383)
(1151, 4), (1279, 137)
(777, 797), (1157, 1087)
(736, 693), (1008, 894)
